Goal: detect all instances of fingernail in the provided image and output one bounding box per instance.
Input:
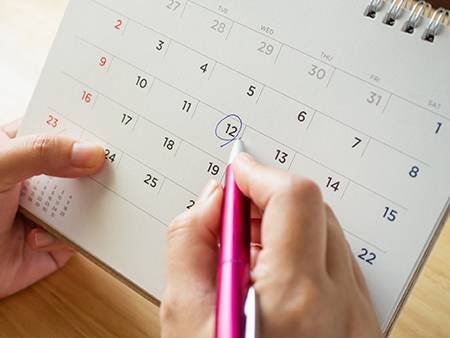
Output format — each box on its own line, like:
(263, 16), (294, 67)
(34, 231), (56, 248)
(71, 142), (104, 168)
(199, 180), (219, 201)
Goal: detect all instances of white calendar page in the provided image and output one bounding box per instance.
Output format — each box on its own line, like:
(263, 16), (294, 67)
(18, 0), (450, 333)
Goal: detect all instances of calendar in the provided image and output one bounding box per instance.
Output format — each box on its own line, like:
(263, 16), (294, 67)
(18, 0), (449, 333)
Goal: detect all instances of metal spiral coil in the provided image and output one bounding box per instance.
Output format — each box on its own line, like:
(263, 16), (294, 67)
(365, 0), (385, 18)
(383, 0), (407, 25)
(364, 0), (449, 42)
(422, 7), (450, 42)
(402, 1), (432, 33)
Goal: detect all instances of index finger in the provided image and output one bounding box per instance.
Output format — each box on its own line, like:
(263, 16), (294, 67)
(232, 153), (327, 267)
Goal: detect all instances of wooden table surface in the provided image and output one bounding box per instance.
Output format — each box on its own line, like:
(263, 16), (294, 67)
(0, 1), (449, 337)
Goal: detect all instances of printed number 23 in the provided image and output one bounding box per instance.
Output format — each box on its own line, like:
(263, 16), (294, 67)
(46, 115), (59, 128)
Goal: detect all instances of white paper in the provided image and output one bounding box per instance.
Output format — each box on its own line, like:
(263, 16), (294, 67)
(18, 0), (450, 332)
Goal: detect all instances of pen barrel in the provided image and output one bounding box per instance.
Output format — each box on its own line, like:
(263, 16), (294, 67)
(215, 261), (250, 338)
(215, 165), (251, 338)
(219, 166), (251, 262)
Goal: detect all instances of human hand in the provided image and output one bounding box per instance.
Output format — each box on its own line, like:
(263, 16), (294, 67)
(0, 119), (105, 299)
(161, 153), (382, 338)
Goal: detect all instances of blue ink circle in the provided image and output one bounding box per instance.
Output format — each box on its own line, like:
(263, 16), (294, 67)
(214, 114), (243, 147)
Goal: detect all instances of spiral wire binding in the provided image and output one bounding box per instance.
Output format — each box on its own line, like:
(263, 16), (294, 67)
(422, 7), (450, 42)
(383, 0), (407, 25)
(365, 0), (385, 18)
(364, 0), (449, 43)
(402, 1), (432, 33)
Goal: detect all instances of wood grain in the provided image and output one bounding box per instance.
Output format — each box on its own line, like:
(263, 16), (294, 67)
(0, 1), (449, 337)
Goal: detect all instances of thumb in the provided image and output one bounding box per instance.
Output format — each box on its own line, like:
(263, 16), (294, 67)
(165, 180), (223, 296)
(0, 134), (105, 192)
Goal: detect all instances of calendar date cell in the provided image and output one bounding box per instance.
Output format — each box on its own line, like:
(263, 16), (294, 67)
(42, 111), (83, 140)
(181, 2), (233, 42)
(205, 64), (262, 117)
(130, 118), (182, 174)
(116, 21), (171, 70)
(87, 96), (138, 143)
(380, 96), (450, 165)
(53, 74), (98, 116)
(144, 80), (198, 134)
(353, 140), (430, 207)
(225, 24), (282, 71)
(248, 87), (314, 150)
(100, 59), (154, 113)
(333, 183), (406, 252)
(161, 42), (215, 94)
(241, 128), (294, 170)
(302, 113), (370, 175)
(109, 154), (164, 217)
(323, 71), (389, 134)
(157, 179), (198, 225)
(71, 1), (129, 54)
(272, 46), (334, 104)
(289, 154), (349, 202)
(169, 142), (225, 194)
(177, 103), (243, 162)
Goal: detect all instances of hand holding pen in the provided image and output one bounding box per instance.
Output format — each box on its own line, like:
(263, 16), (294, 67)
(161, 148), (382, 338)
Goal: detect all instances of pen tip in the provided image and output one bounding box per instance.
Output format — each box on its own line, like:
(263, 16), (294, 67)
(228, 140), (245, 164)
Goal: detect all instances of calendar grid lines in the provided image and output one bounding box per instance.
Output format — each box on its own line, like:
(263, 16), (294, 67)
(174, 140), (183, 157)
(163, 38), (172, 57)
(287, 152), (297, 171)
(376, 138), (428, 167)
(120, 18), (130, 35)
(341, 180), (352, 200)
(256, 85), (265, 104)
(314, 111), (430, 167)
(76, 19), (434, 171)
(89, 0), (448, 122)
(180, 0), (189, 19)
(64, 53), (413, 213)
(274, 44), (283, 64)
(225, 21), (234, 41)
(59, 65), (408, 214)
(116, 152), (125, 168)
(148, 76), (157, 95)
(150, 78), (410, 212)
(89, 175), (169, 227)
(48, 106), (167, 184)
(207, 61), (217, 80)
(343, 229), (387, 254)
(326, 67), (336, 88)
(306, 110), (317, 130)
(353, 183), (407, 211)
(60, 71), (229, 177)
(105, 55), (115, 72)
(21, 1), (450, 325)
(185, 0), (450, 121)
(361, 137), (372, 158)
(157, 175), (166, 196)
(131, 114), (139, 131)
(191, 100), (200, 118)
(381, 93), (393, 115)
(200, 94), (412, 212)
(48, 105), (201, 202)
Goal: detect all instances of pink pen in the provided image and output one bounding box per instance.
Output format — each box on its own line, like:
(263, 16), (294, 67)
(215, 140), (251, 338)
